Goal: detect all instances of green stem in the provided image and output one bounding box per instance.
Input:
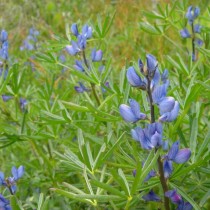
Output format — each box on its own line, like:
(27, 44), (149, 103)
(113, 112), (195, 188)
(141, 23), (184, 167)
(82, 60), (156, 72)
(146, 75), (170, 210)
(191, 22), (196, 61)
(82, 51), (101, 106)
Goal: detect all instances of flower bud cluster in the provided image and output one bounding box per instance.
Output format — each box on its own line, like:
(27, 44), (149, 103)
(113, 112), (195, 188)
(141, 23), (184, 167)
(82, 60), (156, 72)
(180, 6), (203, 61)
(119, 54), (191, 206)
(65, 23), (105, 93)
(20, 27), (39, 51)
(0, 29), (9, 77)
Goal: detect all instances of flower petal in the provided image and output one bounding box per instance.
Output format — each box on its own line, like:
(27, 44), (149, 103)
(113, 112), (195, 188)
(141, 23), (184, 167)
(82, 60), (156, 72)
(173, 149), (191, 164)
(142, 190), (161, 202)
(167, 141), (180, 160)
(163, 160), (173, 178)
(119, 104), (138, 122)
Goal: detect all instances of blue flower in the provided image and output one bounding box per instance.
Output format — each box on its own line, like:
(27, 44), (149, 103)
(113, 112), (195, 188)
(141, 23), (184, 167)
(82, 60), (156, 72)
(74, 60), (85, 72)
(144, 170), (156, 182)
(142, 190), (161, 202)
(194, 24), (202, 33)
(71, 23), (79, 37)
(0, 30), (8, 42)
(20, 98), (27, 111)
(74, 82), (89, 93)
(195, 38), (203, 46)
(11, 166), (24, 181)
(146, 54), (158, 76)
(126, 66), (146, 89)
(159, 100), (180, 122)
(186, 6), (200, 24)
(165, 189), (182, 204)
(180, 28), (191, 38)
(2, 95), (13, 102)
(165, 189), (193, 210)
(82, 24), (92, 39)
(91, 49), (103, 62)
(163, 141), (191, 177)
(66, 41), (81, 55)
(119, 99), (146, 123)
(131, 122), (162, 150)
(0, 194), (11, 210)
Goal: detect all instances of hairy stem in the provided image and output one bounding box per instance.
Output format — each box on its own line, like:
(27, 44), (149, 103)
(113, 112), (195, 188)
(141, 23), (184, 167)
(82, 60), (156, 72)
(82, 51), (101, 106)
(146, 75), (170, 210)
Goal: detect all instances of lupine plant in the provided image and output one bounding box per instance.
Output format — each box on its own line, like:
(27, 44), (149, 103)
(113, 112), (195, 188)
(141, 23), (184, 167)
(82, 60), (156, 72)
(0, 1), (210, 209)
(119, 54), (191, 210)
(180, 6), (203, 61)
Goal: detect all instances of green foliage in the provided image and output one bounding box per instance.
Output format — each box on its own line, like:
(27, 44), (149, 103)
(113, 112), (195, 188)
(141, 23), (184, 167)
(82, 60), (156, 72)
(0, 0), (210, 209)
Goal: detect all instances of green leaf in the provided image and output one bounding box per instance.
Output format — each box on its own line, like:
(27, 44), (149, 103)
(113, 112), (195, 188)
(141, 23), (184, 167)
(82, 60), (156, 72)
(139, 22), (162, 35)
(91, 179), (127, 198)
(10, 195), (23, 210)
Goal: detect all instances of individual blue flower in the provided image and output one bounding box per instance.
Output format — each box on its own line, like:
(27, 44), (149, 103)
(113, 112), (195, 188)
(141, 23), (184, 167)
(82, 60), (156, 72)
(126, 66), (146, 89)
(186, 6), (200, 24)
(177, 201), (193, 210)
(0, 194), (11, 210)
(165, 189), (182, 204)
(144, 170), (156, 182)
(163, 160), (173, 178)
(168, 141), (191, 163)
(20, 98), (27, 111)
(131, 122), (162, 150)
(11, 166), (24, 181)
(152, 84), (167, 104)
(0, 172), (6, 186)
(119, 99), (146, 123)
(146, 54), (158, 76)
(2, 95), (13, 102)
(0, 30), (8, 42)
(66, 41), (80, 55)
(138, 59), (144, 73)
(195, 38), (203, 46)
(180, 28), (191, 38)
(194, 24), (202, 33)
(74, 60), (85, 72)
(82, 24), (92, 39)
(74, 82), (89, 93)
(142, 190), (161, 202)
(77, 35), (87, 50)
(91, 49), (103, 62)
(159, 101), (180, 122)
(163, 141), (191, 177)
(71, 23), (79, 37)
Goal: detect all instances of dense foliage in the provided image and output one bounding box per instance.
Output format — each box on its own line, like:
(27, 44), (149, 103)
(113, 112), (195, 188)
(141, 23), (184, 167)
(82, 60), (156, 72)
(0, 0), (210, 209)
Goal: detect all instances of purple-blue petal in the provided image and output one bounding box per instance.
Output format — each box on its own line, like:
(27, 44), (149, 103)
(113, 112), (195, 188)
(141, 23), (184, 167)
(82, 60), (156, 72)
(165, 189), (182, 204)
(167, 141), (180, 160)
(142, 190), (161, 202)
(194, 24), (202, 33)
(66, 45), (77, 55)
(71, 23), (79, 37)
(119, 104), (138, 123)
(180, 28), (191, 38)
(126, 66), (145, 88)
(152, 84), (167, 104)
(163, 160), (173, 178)
(129, 99), (146, 120)
(146, 54), (158, 74)
(173, 149), (191, 164)
(159, 97), (175, 115)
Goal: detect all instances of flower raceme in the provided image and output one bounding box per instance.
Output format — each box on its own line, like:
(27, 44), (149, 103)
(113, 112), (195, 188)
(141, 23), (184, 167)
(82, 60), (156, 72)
(119, 53), (192, 207)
